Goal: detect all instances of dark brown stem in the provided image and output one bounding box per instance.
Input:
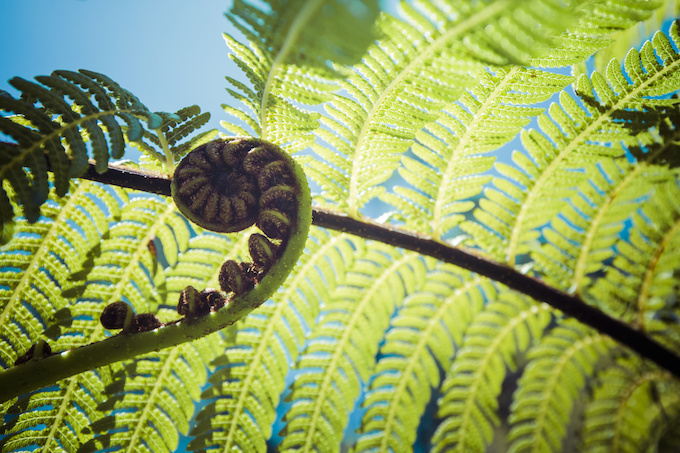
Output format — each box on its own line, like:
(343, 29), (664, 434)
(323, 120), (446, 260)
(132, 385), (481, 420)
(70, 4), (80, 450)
(27, 160), (680, 378)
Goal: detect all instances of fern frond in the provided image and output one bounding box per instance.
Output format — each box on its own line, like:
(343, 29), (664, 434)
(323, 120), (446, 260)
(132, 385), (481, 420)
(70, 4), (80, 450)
(532, 103), (680, 297)
(506, 319), (616, 453)
(586, 173), (680, 348)
(221, 0), (379, 148)
(352, 267), (494, 453)
(431, 293), (552, 453)
(580, 354), (680, 453)
(187, 229), (357, 452)
(0, 190), (192, 451)
(80, 339), (223, 453)
(0, 69), (207, 224)
(0, 180), (119, 368)
(382, 66), (574, 239)
(305, 0), (586, 216)
(533, 0), (664, 67)
(279, 246), (426, 451)
(462, 23), (680, 264)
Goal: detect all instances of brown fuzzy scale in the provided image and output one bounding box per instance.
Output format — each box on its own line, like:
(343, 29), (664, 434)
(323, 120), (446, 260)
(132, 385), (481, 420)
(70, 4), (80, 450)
(131, 313), (163, 333)
(100, 301), (134, 330)
(14, 341), (52, 366)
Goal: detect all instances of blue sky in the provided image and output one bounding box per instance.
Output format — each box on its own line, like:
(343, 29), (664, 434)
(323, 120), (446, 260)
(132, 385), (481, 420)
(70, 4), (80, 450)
(1, 0), (237, 134)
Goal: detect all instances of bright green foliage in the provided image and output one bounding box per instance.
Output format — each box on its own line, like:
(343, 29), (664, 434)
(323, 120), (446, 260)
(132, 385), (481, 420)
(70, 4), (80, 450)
(3, 1), (680, 452)
(280, 246), (425, 451)
(507, 320), (616, 452)
(352, 268), (494, 452)
(431, 294), (552, 453)
(580, 354), (680, 453)
(221, 0), (380, 149)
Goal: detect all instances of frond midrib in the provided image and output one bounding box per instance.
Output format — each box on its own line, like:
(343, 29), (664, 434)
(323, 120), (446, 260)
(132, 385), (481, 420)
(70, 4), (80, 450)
(432, 67), (520, 239)
(221, 232), (348, 451)
(379, 276), (485, 452)
(260, 0), (323, 140)
(506, 54), (680, 264)
(348, 0), (513, 216)
(301, 251), (418, 451)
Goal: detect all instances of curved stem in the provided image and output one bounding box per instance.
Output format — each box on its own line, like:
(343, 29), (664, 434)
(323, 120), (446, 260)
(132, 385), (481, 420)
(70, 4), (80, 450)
(0, 156), (311, 403)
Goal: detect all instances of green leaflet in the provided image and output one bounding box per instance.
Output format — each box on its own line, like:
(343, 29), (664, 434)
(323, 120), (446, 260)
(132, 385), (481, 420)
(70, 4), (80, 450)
(382, 66), (574, 239)
(221, 0), (380, 148)
(352, 267), (494, 453)
(303, 0), (589, 216)
(580, 354), (680, 453)
(280, 245), (426, 452)
(0, 180), (119, 368)
(431, 293), (552, 453)
(0, 69), (214, 226)
(506, 319), (616, 453)
(462, 23), (680, 265)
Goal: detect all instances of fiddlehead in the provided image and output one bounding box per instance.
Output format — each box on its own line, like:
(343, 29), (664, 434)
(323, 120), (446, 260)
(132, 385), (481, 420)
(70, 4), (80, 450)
(0, 137), (312, 402)
(171, 136), (305, 304)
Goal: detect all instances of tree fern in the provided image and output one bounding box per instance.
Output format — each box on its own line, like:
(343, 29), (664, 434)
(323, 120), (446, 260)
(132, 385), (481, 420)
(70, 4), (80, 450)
(3, 1), (680, 452)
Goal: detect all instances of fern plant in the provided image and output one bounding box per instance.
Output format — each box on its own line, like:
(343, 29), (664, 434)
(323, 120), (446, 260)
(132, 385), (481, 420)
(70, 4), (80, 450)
(2, 1), (680, 452)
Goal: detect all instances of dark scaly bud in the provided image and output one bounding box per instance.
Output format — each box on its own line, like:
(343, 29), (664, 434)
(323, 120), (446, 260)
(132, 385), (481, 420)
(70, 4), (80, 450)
(131, 313), (163, 333)
(14, 339), (52, 366)
(249, 233), (278, 273)
(242, 145), (280, 176)
(258, 160), (295, 191)
(177, 285), (206, 317)
(219, 260), (255, 295)
(100, 301), (135, 331)
(201, 288), (227, 311)
(257, 209), (291, 240)
(260, 185), (297, 217)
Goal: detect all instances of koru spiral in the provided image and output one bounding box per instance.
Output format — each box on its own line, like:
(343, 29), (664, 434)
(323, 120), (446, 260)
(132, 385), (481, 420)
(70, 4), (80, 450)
(99, 137), (310, 331)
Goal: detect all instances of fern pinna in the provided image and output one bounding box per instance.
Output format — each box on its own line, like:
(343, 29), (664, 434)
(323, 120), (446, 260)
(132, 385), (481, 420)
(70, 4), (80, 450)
(2, 1), (680, 452)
